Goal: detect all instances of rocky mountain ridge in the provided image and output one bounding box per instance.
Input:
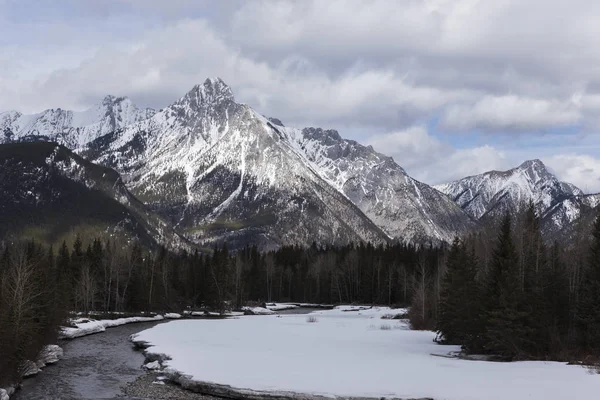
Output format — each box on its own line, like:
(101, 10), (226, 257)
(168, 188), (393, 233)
(79, 78), (476, 248)
(435, 159), (598, 238)
(0, 96), (155, 148)
(3, 77), (595, 248)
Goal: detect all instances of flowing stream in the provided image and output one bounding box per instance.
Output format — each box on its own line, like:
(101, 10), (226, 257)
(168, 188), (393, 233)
(13, 320), (165, 400)
(13, 308), (319, 399)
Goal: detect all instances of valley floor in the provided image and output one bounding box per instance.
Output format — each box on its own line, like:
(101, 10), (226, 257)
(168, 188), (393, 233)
(131, 306), (600, 400)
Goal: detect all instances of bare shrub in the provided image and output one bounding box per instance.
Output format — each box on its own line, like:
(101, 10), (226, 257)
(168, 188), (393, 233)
(581, 358), (600, 375)
(381, 312), (409, 320)
(380, 324), (391, 331)
(306, 315), (318, 323)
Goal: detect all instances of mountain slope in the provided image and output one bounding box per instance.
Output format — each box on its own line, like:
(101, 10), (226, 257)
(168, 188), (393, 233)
(542, 193), (600, 239)
(0, 141), (181, 247)
(273, 125), (478, 243)
(435, 160), (583, 220)
(83, 79), (389, 249)
(0, 96), (155, 148)
(434, 159), (599, 238)
(4, 78), (478, 248)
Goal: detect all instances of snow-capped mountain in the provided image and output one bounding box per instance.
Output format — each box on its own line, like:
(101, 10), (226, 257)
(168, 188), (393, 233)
(0, 96), (155, 148)
(542, 193), (600, 239)
(4, 78), (594, 248)
(435, 159), (598, 237)
(271, 125), (477, 243)
(435, 160), (583, 220)
(83, 79), (391, 249)
(81, 78), (476, 248)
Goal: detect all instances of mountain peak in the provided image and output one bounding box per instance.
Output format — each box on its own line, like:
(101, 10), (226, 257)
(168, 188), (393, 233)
(436, 157), (583, 221)
(302, 127), (343, 144)
(101, 94), (130, 106)
(516, 159), (554, 184)
(182, 77), (234, 107)
(518, 159), (546, 170)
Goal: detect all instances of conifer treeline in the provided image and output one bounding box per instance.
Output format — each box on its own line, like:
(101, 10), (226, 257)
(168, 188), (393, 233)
(29, 239), (442, 313)
(1, 203), (598, 385)
(435, 204), (600, 361)
(0, 235), (441, 385)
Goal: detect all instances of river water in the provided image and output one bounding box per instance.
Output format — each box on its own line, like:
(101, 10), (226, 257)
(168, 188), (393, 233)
(13, 321), (166, 400)
(13, 308), (319, 399)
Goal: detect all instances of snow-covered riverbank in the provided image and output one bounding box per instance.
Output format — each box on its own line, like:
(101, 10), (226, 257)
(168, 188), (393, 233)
(131, 306), (600, 400)
(0, 345), (64, 400)
(60, 315), (166, 339)
(11, 320), (175, 400)
(2, 312), (183, 399)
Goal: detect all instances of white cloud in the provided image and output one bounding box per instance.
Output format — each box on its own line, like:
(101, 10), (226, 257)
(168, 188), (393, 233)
(367, 127), (507, 184)
(369, 126), (600, 193)
(229, 0), (600, 95)
(547, 154), (600, 193)
(0, 18), (472, 131)
(4, 0), (600, 129)
(441, 95), (581, 132)
(2, 0), (600, 188)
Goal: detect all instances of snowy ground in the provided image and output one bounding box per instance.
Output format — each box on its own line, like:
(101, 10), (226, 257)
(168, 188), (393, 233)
(60, 315), (165, 339)
(183, 310), (245, 317)
(241, 306), (276, 315)
(264, 303), (299, 311)
(131, 306), (600, 400)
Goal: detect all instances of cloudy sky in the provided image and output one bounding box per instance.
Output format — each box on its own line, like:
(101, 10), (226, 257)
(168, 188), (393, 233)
(2, 0), (600, 192)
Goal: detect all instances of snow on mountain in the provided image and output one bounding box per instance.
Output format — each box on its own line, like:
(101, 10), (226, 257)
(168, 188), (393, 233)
(0, 96), (155, 148)
(83, 78), (390, 249)
(79, 78), (479, 248)
(0, 78), (480, 248)
(273, 124), (477, 243)
(435, 159), (583, 220)
(435, 159), (599, 238)
(542, 193), (600, 238)
(11, 78), (595, 247)
(7, 78), (594, 247)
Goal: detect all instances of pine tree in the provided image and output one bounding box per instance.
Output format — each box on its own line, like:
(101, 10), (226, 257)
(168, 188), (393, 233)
(462, 244), (486, 352)
(520, 201), (548, 356)
(437, 238), (483, 351)
(576, 210), (600, 351)
(520, 201), (545, 291)
(484, 213), (531, 359)
(543, 241), (570, 354)
(57, 241), (71, 309)
(437, 238), (467, 344)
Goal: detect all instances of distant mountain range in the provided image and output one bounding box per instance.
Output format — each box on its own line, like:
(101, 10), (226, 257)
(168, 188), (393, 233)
(1, 96), (155, 148)
(435, 159), (600, 240)
(0, 78), (597, 248)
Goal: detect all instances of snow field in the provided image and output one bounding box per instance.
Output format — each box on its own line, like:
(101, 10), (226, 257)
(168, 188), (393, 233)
(131, 306), (600, 400)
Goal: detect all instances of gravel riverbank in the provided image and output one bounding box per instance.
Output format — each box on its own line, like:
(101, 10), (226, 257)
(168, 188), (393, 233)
(120, 373), (218, 399)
